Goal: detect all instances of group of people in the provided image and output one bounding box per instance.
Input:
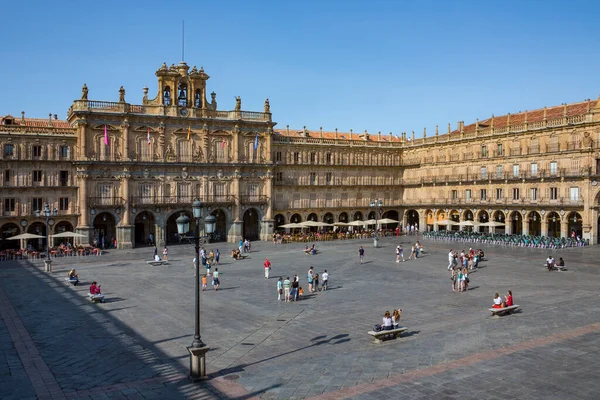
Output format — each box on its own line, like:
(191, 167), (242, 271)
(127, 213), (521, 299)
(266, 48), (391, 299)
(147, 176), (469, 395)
(491, 290), (513, 309)
(447, 248), (483, 271)
(378, 309), (403, 331)
(273, 265), (329, 302)
(66, 269), (105, 302)
(304, 244), (317, 255)
(202, 268), (220, 291)
(405, 224), (419, 235)
(545, 255), (566, 271)
(152, 246), (169, 262)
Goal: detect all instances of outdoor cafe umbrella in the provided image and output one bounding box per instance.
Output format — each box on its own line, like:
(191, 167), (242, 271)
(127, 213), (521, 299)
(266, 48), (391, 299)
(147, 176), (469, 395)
(347, 220), (366, 226)
(279, 223), (305, 229)
(7, 233), (45, 240)
(479, 221), (505, 227)
(378, 218), (399, 224)
(459, 220), (475, 227)
(436, 219), (460, 226)
(51, 231), (87, 238)
(333, 222), (350, 226)
(299, 221), (333, 227)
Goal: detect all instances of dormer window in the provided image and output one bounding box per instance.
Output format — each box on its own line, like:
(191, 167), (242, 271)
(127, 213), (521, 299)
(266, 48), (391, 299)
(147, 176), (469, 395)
(178, 82), (187, 107)
(163, 86), (171, 105)
(2, 118), (13, 125)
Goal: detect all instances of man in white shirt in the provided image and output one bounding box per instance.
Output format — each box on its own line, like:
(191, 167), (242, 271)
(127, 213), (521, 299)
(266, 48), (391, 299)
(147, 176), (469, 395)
(448, 250), (455, 270)
(546, 255), (555, 270)
(321, 270), (329, 291)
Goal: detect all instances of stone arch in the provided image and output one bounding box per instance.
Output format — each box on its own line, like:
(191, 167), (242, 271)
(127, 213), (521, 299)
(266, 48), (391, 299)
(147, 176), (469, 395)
(353, 211), (363, 221)
(528, 211), (542, 236)
(92, 213), (116, 249)
(290, 213), (302, 223)
(1, 222), (20, 250)
(547, 211), (561, 238)
(165, 210), (193, 245)
(134, 211), (156, 246)
(274, 214), (286, 230)
(338, 212), (349, 223)
(211, 208), (228, 242)
(243, 207), (260, 241)
(567, 212), (582, 238)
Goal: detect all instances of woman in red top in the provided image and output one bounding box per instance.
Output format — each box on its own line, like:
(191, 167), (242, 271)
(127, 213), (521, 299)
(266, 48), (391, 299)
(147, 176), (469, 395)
(505, 290), (513, 307)
(264, 258), (271, 279)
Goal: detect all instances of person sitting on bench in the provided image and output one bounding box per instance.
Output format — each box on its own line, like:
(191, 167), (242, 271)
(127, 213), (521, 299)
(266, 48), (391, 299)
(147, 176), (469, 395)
(392, 309), (402, 329)
(492, 292), (505, 309)
(68, 269), (79, 285)
(232, 249), (242, 260)
(382, 311), (393, 331)
(505, 290), (513, 307)
(89, 281), (105, 302)
(310, 244), (317, 255)
(546, 255), (555, 271)
(558, 257), (565, 268)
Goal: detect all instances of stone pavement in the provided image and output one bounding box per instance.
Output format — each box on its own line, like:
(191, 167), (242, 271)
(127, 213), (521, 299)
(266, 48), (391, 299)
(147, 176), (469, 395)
(1, 236), (600, 399)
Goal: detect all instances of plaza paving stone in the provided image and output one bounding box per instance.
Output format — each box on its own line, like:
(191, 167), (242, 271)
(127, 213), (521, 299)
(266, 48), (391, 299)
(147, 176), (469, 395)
(1, 235), (600, 399)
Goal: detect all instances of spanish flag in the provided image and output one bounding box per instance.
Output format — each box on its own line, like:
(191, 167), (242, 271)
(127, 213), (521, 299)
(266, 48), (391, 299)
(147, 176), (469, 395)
(187, 125), (191, 141)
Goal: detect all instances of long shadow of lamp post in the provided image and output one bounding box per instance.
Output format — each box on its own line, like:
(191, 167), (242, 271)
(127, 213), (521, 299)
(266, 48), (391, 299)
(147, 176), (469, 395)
(176, 198), (216, 380)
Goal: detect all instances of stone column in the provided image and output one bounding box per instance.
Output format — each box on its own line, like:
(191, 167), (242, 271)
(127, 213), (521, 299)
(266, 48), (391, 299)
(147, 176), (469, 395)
(77, 121), (88, 160)
(116, 170), (133, 249)
(522, 216), (529, 235)
(232, 126), (240, 163)
(560, 216), (568, 239)
(261, 170), (274, 240)
(231, 169), (243, 243)
(505, 218), (513, 235)
(541, 218), (548, 237)
(121, 121), (130, 161)
(76, 170), (92, 245)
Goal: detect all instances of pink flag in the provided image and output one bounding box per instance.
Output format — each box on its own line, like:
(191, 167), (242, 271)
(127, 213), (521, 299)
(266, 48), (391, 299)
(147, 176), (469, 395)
(147, 127), (151, 145)
(104, 125), (109, 146)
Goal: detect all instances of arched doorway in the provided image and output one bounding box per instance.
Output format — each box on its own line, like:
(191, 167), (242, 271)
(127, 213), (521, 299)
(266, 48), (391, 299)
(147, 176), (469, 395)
(307, 213), (318, 222)
(274, 214), (285, 231)
(510, 211), (522, 235)
(449, 209), (460, 231)
(1, 223), (20, 250)
(211, 209), (227, 242)
(492, 211), (506, 234)
(367, 211), (376, 220)
(53, 221), (74, 246)
(547, 212), (561, 237)
(338, 212), (348, 223)
(134, 211), (155, 246)
(425, 209), (434, 231)
(166, 210), (193, 245)
(406, 210), (419, 226)
(93, 213), (116, 249)
(243, 208), (260, 240)
(290, 213), (302, 223)
(478, 210), (489, 233)
(528, 211), (541, 236)
(353, 211), (363, 221)
(567, 212), (582, 238)
(27, 221), (47, 251)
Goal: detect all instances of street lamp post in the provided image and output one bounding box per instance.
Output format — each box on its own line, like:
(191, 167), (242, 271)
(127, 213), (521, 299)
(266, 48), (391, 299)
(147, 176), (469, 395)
(36, 203), (57, 272)
(176, 199), (216, 381)
(370, 199), (383, 248)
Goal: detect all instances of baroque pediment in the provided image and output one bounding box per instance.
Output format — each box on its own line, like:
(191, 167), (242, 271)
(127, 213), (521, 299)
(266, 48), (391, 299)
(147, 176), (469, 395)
(92, 124), (120, 131)
(134, 126), (158, 133)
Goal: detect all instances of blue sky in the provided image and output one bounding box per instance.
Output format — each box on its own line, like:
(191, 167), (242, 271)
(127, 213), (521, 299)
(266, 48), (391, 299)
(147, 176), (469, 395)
(1, 0), (599, 136)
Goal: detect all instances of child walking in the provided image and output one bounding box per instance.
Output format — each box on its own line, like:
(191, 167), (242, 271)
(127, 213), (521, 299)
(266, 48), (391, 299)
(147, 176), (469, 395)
(212, 268), (220, 290)
(201, 274), (207, 291)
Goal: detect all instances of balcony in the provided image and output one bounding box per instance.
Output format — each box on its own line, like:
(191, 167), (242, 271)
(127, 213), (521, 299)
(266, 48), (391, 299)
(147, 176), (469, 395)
(88, 196), (125, 207)
(240, 195), (268, 204)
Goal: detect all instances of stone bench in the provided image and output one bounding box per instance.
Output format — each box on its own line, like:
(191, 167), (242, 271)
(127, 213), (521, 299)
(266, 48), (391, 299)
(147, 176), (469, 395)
(488, 305), (519, 316)
(367, 326), (408, 343)
(64, 277), (79, 286)
(88, 293), (105, 303)
(146, 260), (169, 266)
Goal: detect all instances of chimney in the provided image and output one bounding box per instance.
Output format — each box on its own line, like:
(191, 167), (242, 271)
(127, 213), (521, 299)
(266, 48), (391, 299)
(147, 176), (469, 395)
(53, 114), (58, 120)
(335, 128), (338, 139)
(48, 113), (53, 126)
(319, 127), (323, 139)
(435, 125), (438, 136)
(490, 115), (494, 129)
(286, 124), (289, 135)
(423, 127), (426, 138)
(507, 113), (511, 126)
(21, 111), (25, 123)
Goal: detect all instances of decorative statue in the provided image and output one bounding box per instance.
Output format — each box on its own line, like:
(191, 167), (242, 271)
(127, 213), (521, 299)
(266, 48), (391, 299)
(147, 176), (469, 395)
(118, 86), (126, 102)
(165, 144), (173, 159)
(81, 84), (88, 100)
(235, 96), (241, 111)
(264, 98), (270, 113)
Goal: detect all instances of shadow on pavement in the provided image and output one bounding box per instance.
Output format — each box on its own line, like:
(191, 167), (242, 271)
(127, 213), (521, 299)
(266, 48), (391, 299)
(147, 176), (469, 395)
(0, 259), (250, 399)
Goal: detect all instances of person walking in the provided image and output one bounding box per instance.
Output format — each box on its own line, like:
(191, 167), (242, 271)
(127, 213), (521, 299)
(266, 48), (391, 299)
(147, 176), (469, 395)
(291, 275), (299, 301)
(447, 249), (455, 270)
(162, 246), (168, 262)
(277, 277), (283, 301)
(212, 268), (220, 290)
(396, 246), (401, 262)
(308, 266), (314, 292)
(283, 276), (291, 302)
(313, 272), (319, 292)
(214, 249), (220, 266)
(408, 244), (416, 260)
(153, 246), (158, 259)
(264, 258), (271, 279)
(321, 270), (329, 291)
(201, 274), (207, 291)
(358, 246), (365, 264)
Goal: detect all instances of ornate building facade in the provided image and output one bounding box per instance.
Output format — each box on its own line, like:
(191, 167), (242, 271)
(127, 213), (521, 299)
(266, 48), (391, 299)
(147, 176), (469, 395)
(1, 61), (600, 248)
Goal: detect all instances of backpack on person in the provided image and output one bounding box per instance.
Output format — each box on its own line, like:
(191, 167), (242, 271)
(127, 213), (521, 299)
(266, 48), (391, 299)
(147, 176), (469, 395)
(373, 324), (383, 332)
